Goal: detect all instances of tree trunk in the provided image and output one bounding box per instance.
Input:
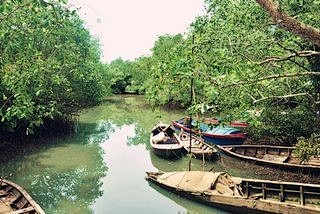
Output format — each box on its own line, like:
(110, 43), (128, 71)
(255, 0), (320, 47)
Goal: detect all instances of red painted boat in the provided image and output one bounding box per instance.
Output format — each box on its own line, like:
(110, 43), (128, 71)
(172, 117), (247, 145)
(204, 117), (248, 128)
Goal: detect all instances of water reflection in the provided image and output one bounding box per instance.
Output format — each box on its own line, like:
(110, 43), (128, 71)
(126, 125), (149, 147)
(0, 120), (114, 213)
(91, 123), (197, 214)
(147, 182), (230, 214)
(0, 96), (254, 214)
(80, 96), (184, 146)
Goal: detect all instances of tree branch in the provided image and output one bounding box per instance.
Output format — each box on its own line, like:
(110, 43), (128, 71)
(258, 50), (320, 65)
(253, 92), (313, 104)
(223, 71), (320, 88)
(276, 42), (298, 54)
(289, 59), (310, 72)
(255, 0), (320, 46)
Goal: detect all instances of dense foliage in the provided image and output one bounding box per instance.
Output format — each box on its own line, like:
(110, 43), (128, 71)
(0, 0), (105, 135)
(294, 134), (320, 162)
(104, 58), (133, 94)
(106, 0), (320, 145)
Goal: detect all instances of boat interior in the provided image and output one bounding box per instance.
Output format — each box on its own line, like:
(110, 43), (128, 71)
(227, 145), (320, 166)
(0, 180), (36, 214)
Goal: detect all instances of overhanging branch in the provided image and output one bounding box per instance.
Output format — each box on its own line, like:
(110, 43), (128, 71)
(255, 0), (320, 46)
(258, 51), (320, 65)
(252, 92), (312, 104)
(223, 71), (320, 88)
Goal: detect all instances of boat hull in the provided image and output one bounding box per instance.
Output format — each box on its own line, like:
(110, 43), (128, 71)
(0, 179), (45, 214)
(218, 145), (320, 173)
(202, 135), (245, 145)
(179, 132), (219, 160)
(151, 146), (184, 159)
(150, 123), (184, 159)
(189, 149), (217, 160)
(147, 179), (275, 214)
(146, 171), (320, 214)
(172, 120), (246, 146)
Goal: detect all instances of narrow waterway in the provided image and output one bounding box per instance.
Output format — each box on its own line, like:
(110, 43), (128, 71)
(0, 95), (300, 213)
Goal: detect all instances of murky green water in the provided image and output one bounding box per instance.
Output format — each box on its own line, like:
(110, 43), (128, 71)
(0, 95), (278, 213)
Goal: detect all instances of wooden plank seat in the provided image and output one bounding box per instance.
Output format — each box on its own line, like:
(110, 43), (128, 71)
(0, 186), (13, 197)
(12, 206), (35, 214)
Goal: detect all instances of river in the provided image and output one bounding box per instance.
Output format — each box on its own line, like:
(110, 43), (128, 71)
(0, 95), (290, 214)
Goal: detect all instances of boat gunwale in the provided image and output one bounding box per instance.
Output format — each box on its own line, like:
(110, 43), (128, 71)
(178, 131), (218, 156)
(1, 179), (45, 214)
(145, 171), (320, 214)
(218, 144), (320, 171)
(150, 124), (184, 158)
(222, 144), (296, 150)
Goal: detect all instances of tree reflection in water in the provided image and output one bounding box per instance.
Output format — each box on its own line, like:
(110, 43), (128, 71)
(0, 120), (114, 214)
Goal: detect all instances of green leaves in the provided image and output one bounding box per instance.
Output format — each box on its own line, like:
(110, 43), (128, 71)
(294, 134), (320, 162)
(0, 0), (105, 135)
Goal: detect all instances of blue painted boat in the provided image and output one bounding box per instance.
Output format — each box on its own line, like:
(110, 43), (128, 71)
(172, 117), (247, 145)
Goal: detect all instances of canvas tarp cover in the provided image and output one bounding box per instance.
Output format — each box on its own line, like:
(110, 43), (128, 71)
(158, 171), (224, 192)
(0, 200), (12, 214)
(152, 132), (170, 144)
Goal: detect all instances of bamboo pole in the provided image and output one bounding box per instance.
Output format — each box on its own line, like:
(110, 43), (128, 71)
(188, 34), (195, 171)
(188, 78), (193, 171)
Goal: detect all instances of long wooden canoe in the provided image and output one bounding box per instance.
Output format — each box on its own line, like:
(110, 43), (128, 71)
(150, 123), (184, 159)
(178, 131), (218, 160)
(0, 179), (45, 214)
(218, 145), (320, 173)
(146, 171), (320, 214)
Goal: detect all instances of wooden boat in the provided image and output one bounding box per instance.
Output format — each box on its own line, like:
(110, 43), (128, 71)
(172, 117), (247, 145)
(146, 171), (320, 214)
(218, 145), (320, 173)
(150, 123), (184, 159)
(178, 131), (218, 160)
(0, 179), (45, 214)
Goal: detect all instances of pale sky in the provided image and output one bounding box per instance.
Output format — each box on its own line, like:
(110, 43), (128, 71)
(68, 0), (205, 63)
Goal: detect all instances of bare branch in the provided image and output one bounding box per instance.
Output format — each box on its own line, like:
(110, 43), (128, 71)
(258, 51), (320, 65)
(255, 0), (320, 46)
(253, 92), (312, 104)
(241, 86), (258, 102)
(223, 71), (320, 88)
(288, 59), (310, 72)
(276, 42), (298, 54)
